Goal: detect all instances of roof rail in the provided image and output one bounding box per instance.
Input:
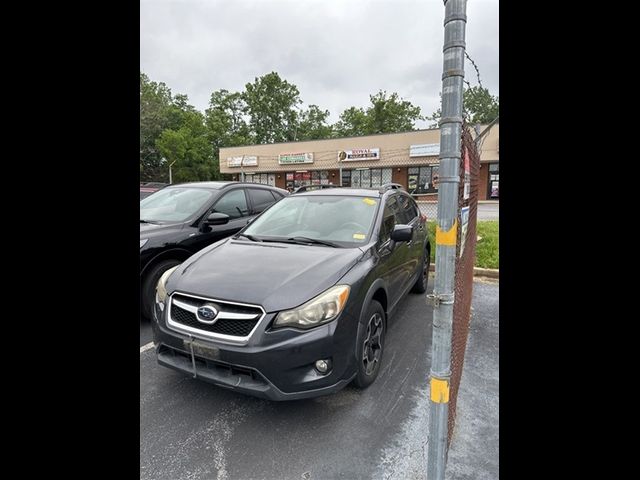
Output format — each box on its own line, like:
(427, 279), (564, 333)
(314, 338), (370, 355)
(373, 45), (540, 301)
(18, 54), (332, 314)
(379, 183), (404, 193)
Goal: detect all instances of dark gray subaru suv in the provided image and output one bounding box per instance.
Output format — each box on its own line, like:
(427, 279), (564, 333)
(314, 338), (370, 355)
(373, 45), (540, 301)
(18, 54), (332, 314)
(151, 186), (431, 400)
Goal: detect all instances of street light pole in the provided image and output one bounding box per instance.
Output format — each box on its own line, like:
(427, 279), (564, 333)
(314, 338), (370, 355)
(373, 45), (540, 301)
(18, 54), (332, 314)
(427, 1), (467, 479)
(169, 160), (177, 184)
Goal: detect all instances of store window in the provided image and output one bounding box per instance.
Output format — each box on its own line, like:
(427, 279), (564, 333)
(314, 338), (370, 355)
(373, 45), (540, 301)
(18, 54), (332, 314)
(290, 172), (311, 189)
(244, 173), (274, 186)
(408, 165), (439, 194)
(350, 168), (393, 188)
(311, 170), (330, 185)
(488, 163), (499, 199)
(341, 170), (351, 187)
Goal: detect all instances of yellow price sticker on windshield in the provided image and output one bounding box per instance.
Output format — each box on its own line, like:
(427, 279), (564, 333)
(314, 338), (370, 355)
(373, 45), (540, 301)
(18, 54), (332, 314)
(353, 233), (366, 240)
(363, 198), (376, 206)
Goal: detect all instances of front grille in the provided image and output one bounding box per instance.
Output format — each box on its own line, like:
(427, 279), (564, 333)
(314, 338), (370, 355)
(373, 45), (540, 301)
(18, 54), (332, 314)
(169, 293), (263, 339)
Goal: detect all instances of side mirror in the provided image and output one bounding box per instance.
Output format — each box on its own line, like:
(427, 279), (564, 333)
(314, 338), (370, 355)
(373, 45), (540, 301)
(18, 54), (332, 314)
(205, 212), (230, 225)
(390, 224), (413, 242)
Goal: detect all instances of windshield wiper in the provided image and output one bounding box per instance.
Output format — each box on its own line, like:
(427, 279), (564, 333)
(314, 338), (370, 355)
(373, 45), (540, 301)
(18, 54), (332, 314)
(140, 219), (161, 224)
(285, 236), (339, 248)
(234, 233), (262, 242)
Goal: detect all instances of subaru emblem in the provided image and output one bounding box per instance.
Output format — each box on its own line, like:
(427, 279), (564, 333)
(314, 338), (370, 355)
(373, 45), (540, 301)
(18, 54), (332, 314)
(196, 304), (219, 324)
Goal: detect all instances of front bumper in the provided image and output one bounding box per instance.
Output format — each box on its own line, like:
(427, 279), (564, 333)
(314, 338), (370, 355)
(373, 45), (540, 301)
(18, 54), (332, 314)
(151, 300), (360, 401)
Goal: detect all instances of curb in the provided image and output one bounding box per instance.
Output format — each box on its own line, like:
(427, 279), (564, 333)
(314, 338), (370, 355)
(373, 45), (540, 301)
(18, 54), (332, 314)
(428, 264), (499, 279)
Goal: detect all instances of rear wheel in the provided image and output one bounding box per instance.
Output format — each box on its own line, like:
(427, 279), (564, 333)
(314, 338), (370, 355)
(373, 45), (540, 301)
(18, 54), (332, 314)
(411, 247), (430, 293)
(353, 300), (386, 388)
(141, 259), (181, 320)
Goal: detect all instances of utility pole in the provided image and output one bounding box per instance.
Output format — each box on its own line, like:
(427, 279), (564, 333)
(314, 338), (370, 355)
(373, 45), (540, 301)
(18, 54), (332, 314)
(169, 159), (177, 184)
(427, 1), (467, 479)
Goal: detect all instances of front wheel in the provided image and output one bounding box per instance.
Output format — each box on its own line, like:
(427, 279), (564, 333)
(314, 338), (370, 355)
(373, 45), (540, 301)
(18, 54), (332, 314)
(353, 300), (386, 389)
(141, 259), (181, 320)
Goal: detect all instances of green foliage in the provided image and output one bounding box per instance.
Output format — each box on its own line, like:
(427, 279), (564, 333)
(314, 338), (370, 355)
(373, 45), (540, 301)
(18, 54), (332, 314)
(156, 106), (216, 183)
(427, 86), (499, 127)
(141, 72), (429, 183)
(334, 107), (369, 137)
(242, 72), (302, 144)
(296, 105), (333, 141)
(427, 220), (499, 269)
(475, 220), (499, 269)
(140, 72), (173, 182)
(141, 71), (216, 183)
(334, 91), (423, 137)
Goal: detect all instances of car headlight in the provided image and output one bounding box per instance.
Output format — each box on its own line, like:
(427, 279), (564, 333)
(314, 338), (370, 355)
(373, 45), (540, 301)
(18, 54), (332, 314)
(274, 285), (350, 329)
(155, 266), (179, 307)
(140, 239), (149, 248)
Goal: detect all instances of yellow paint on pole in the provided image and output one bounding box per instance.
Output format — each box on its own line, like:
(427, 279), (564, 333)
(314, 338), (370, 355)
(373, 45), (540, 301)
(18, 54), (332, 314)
(430, 377), (450, 403)
(436, 219), (458, 246)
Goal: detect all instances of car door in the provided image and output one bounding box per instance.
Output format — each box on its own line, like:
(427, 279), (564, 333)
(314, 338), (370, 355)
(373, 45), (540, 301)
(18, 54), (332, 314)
(396, 194), (424, 291)
(187, 188), (251, 252)
(376, 195), (408, 307)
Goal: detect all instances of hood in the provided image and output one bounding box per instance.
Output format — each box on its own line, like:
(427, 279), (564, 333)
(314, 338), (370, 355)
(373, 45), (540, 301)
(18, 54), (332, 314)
(167, 239), (364, 312)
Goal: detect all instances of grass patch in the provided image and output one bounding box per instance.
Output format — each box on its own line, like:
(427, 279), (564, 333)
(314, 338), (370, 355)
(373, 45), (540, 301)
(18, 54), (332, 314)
(427, 220), (499, 269)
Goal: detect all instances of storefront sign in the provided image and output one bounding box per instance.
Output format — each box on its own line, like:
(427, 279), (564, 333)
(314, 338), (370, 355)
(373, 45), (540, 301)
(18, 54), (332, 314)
(338, 148), (380, 162)
(460, 206), (470, 258)
(410, 143), (440, 157)
(227, 156), (258, 167)
(278, 153), (314, 165)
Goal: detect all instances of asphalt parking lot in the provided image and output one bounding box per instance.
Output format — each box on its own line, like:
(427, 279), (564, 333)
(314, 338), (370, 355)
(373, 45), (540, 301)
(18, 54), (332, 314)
(140, 278), (498, 480)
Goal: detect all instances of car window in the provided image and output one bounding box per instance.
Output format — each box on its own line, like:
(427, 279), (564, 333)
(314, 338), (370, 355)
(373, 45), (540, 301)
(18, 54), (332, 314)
(379, 196), (399, 244)
(248, 188), (277, 214)
(397, 194), (419, 224)
(212, 189), (249, 219)
(140, 187), (214, 222)
(243, 195), (380, 246)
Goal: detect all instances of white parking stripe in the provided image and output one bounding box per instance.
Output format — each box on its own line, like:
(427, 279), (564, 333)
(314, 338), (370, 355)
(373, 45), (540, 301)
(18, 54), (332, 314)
(140, 342), (155, 354)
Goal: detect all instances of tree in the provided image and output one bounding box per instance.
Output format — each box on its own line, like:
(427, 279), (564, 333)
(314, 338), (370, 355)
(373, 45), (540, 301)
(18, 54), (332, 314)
(463, 86), (499, 124)
(334, 107), (368, 137)
(140, 72), (173, 181)
(426, 86), (499, 127)
(156, 102), (215, 183)
(242, 72), (302, 143)
(334, 91), (423, 137)
(295, 105), (333, 141)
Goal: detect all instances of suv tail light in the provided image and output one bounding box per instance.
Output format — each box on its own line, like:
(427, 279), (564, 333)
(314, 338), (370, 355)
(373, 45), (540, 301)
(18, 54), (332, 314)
(420, 213), (427, 222)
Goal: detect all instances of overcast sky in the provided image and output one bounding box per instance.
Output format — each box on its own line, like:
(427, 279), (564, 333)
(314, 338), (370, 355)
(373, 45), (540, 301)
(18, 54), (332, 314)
(141, 0), (498, 129)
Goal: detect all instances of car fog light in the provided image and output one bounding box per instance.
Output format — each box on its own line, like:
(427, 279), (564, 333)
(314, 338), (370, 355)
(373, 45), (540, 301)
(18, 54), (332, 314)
(315, 359), (331, 374)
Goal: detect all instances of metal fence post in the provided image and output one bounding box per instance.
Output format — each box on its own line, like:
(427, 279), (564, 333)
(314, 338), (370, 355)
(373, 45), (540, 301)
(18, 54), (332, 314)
(427, 1), (467, 479)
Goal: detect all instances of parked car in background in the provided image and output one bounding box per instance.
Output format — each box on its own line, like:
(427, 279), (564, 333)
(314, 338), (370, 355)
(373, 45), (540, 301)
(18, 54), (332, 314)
(140, 181), (288, 319)
(151, 185), (431, 400)
(140, 182), (169, 200)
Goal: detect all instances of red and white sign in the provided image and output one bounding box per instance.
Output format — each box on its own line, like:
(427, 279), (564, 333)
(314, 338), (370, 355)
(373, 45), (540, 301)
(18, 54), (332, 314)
(463, 148), (471, 200)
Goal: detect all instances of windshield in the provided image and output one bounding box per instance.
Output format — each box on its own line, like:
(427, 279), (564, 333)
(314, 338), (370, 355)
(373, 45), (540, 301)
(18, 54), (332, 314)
(140, 187), (214, 222)
(243, 195), (380, 247)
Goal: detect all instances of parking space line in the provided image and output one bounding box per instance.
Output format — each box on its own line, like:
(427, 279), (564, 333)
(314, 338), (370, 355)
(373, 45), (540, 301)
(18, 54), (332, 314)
(140, 342), (154, 354)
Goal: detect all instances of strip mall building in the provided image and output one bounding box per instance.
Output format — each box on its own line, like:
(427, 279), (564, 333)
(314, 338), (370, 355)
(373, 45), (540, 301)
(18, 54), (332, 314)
(219, 122), (499, 201)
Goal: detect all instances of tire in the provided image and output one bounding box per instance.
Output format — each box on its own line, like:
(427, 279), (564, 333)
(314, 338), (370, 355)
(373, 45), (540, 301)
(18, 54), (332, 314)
(411, 247), (430, 294)
(353, 300), (386, 389)
(141, 259), (181, 320)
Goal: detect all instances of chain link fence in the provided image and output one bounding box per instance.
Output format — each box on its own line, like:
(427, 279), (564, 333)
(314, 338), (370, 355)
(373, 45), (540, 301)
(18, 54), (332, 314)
(447, 123), (480, 445)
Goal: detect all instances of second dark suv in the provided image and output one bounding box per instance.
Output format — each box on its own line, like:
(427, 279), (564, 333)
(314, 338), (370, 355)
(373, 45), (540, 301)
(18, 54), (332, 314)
(140, 181), (288, 319)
